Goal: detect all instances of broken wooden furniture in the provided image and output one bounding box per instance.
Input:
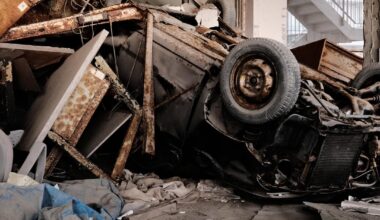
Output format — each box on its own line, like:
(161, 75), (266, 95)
(16, 30), (108, 180)
(0, 42), (74, 182)
(45, 65), (111, 177)
(44, 40), (141, 181)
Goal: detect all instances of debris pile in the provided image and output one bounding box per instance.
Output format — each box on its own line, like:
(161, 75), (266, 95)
(1, 1), (380, 220)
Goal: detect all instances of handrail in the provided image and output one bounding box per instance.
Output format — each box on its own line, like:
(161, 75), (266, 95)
(325, 0), (363, 28)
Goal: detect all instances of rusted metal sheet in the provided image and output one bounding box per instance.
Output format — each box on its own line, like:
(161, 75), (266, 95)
(1, 3), (143, 42)
(48, 131), (112, 181)
(52, 65), (110, 145)
(143, 13), (155, 156)
(0, 0), (41, 37)
(111, 110), (142, 180)
(292, 39), (363, 84)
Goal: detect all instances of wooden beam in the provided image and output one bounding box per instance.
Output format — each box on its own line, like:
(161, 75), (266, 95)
(143, 13), (155, 155)
(111, 110), (142, 180)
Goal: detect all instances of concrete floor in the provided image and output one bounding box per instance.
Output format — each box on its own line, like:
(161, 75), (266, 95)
(129, 199), (321, 220)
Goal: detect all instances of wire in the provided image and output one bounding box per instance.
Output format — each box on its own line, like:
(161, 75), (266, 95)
(126, 38), (143, 90)
(109, 19), (119, 77)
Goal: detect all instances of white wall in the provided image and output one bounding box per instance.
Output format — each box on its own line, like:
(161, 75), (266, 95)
(244, 0), (287, 44)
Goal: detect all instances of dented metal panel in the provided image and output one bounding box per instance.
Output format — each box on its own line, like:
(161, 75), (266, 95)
(52, 65), (110, 145)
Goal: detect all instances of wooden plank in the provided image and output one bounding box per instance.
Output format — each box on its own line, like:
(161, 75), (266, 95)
(18, 30), (108, 151)
(143, 13), (155, 155)
(111, 110), (142, 180)
(48, 131), (112, 181)
(0, 43), (74, 69)
(76, 110), (132, 158)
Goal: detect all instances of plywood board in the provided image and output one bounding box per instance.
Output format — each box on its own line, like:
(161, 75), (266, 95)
(18, 30), (109, 151)
(76, 110), (132, 158)
(0, 43), (74, 69)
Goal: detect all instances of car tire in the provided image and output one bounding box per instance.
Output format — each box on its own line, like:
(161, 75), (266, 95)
(351, 63), (380, 89)
(220, 38), (301, 124)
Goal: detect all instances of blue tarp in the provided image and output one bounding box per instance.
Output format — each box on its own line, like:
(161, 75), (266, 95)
(0, 180), (122, 220)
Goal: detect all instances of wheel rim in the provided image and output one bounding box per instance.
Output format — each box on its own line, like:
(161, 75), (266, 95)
(229, 55), (277, 110)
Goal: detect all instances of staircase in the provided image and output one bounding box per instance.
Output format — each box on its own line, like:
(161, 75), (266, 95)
(288, 0), (363, 47)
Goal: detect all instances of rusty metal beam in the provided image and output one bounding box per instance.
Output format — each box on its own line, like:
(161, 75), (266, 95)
(143, 13), (155, 156)
(94, 56), (140, 113)
(1, 4), (144, 42)
(111, 110), (142, 180)
(48, 131), (112, 181)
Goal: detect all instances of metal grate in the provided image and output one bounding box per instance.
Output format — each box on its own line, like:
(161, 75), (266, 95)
(287, 12), (307, 46)
(308, 134), (363, 188)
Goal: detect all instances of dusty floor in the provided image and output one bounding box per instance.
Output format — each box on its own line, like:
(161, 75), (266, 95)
(129, 199), (321, 220)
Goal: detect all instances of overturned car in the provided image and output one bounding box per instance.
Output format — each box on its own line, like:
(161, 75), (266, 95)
(116, 16), (380, 199)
